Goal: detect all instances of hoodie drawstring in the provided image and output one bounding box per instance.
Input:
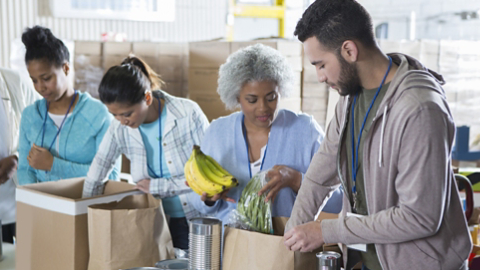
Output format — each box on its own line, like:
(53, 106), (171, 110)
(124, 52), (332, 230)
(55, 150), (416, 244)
(379, 106), (387, 167)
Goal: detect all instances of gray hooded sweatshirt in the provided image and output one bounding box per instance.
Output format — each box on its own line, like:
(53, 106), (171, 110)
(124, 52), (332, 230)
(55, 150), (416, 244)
(286, 53), (472, 270)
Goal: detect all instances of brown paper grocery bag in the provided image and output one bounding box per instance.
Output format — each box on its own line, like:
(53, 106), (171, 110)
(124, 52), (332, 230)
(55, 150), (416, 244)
(223, 214), (338, 270)
(87, 194), (175, 270)
(223, 226), (294, 270)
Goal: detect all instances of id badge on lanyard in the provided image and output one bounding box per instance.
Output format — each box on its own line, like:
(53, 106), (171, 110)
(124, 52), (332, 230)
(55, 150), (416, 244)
(346, 212), (367, 252)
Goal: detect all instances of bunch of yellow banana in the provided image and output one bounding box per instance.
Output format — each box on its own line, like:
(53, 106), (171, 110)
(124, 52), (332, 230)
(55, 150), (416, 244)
(185, 145), (238, 196)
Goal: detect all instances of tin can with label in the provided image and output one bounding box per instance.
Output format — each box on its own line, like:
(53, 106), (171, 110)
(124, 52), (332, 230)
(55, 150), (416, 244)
(316, 251), (341, 270)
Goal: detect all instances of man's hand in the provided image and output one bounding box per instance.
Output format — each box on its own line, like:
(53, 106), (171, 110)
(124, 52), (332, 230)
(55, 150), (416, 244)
(258, 165), (302, 203)
(136, 179), (151, 193)
(27, 144), (54, 171)
(0, 155), (18, 184)
(284, 221), (324, 252)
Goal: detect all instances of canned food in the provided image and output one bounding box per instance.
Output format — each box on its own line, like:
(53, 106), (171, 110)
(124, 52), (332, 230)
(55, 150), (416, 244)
(316, 251), (341, 270)
(189, 217), (222, 270)
(155, 258), (189, 269)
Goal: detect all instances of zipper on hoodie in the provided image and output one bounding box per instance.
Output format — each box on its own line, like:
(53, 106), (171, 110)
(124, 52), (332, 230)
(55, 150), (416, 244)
(336, 96), (353, 208)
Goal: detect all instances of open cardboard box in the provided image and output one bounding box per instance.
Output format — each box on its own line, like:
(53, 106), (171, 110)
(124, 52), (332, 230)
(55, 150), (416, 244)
(15, 177), (140, 270)
(222, 212), (338, 270)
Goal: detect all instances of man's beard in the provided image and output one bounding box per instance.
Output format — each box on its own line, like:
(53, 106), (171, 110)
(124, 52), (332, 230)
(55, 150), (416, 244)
(336, 54), (362, 97)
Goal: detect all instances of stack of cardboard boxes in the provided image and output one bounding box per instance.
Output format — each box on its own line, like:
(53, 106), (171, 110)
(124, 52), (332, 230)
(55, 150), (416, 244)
(378, 39), (440, 72)
(102, 42), (133, 73)
(74, 41), (104, 98)
(188, 40), (303, 122)
(74, 41), (189, 99)
(132, 42), (189, 98)
(439, 40), (480, 142)
(301, 53), (329, 128)
(378, 38), (480, 144)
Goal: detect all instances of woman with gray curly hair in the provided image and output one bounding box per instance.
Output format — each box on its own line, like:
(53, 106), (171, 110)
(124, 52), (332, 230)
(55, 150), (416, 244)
(189, 43), (343, 224)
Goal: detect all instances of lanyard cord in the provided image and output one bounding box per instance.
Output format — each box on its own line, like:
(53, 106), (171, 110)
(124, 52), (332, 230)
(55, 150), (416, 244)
(242, 115), (269, 179)
(41, 90), (77, 152)
(147, 96), (163, 179)
(351, 56), (392, 195)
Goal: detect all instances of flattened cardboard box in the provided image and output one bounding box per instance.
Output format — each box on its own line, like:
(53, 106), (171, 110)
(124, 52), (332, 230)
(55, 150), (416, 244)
(16, 177), (140, 270)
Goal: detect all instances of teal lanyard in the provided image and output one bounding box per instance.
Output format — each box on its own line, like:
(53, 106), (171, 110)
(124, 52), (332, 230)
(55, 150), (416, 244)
(41, 90), (77, 152)
(146, 97), (163, 179)
(350, 56), (392, 197)
(242, 115), (269, 179)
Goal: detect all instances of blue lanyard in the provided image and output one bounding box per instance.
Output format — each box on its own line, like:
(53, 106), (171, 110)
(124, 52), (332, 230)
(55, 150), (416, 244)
(147, 97), (163, 179)
(350, 56), (392, 195)
(41, 90), (77, 152)
(242, 115), (269, 179)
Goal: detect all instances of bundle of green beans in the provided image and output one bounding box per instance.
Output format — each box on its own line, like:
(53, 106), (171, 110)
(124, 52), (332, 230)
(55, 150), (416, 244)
(236, 172), (273, 234)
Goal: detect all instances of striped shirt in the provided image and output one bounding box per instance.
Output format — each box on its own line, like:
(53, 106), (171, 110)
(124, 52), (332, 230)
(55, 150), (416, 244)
(82, 90), (209, 221)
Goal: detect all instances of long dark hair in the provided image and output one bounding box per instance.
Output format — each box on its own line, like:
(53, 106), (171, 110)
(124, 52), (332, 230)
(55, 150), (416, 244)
(21, 25), (70, 67)
(98, 55), (164, 105)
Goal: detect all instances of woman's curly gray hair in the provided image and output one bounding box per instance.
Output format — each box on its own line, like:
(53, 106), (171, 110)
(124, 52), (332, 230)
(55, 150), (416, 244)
(217, 43), (295, 110)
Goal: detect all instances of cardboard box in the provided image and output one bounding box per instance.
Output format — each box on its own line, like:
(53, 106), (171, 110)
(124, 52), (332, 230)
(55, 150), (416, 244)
(103, 42), (132, 56)
(378, 39), (401, 53)
(189, 41), (231, 68)
(302, 82), (328, 98)
(399, 40), (421, 59)
(188, 68), (219, 93)
(16, 178), (139, 270)
(285, 71), (302, 98)
(189, 69), (300, 97)
(137, 56), (160, 71)
(162, 81), (184, 97)
(326, 89), (340, 129)
(133, 42), (188, 57)
(159, 66), (183, 82)
(132, 42), (159, 57)
(158, 42), (188, 56)
(189, 92), (237, 121)
(304, 110), (327, 128)
(420, 39), (440, 56)
(230, 40), (303, 57)
(279, 97), (302, 113)
(230, 41), (302, 71)
(103, 55), (127, 72)
(75, 41), (102, 56)
(158, 55), (184, 81)
(302, 96), (328, 112)
(286, 55), (303, 71)
(74, 55), (102, 69)
(303, 64), (318, 83)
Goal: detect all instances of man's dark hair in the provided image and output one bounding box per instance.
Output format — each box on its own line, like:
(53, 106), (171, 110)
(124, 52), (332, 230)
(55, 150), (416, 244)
(294, 0), (376, 51)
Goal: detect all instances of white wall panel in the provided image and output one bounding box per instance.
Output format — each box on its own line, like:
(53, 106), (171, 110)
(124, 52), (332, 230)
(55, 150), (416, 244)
(0, 0), (227, 68)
